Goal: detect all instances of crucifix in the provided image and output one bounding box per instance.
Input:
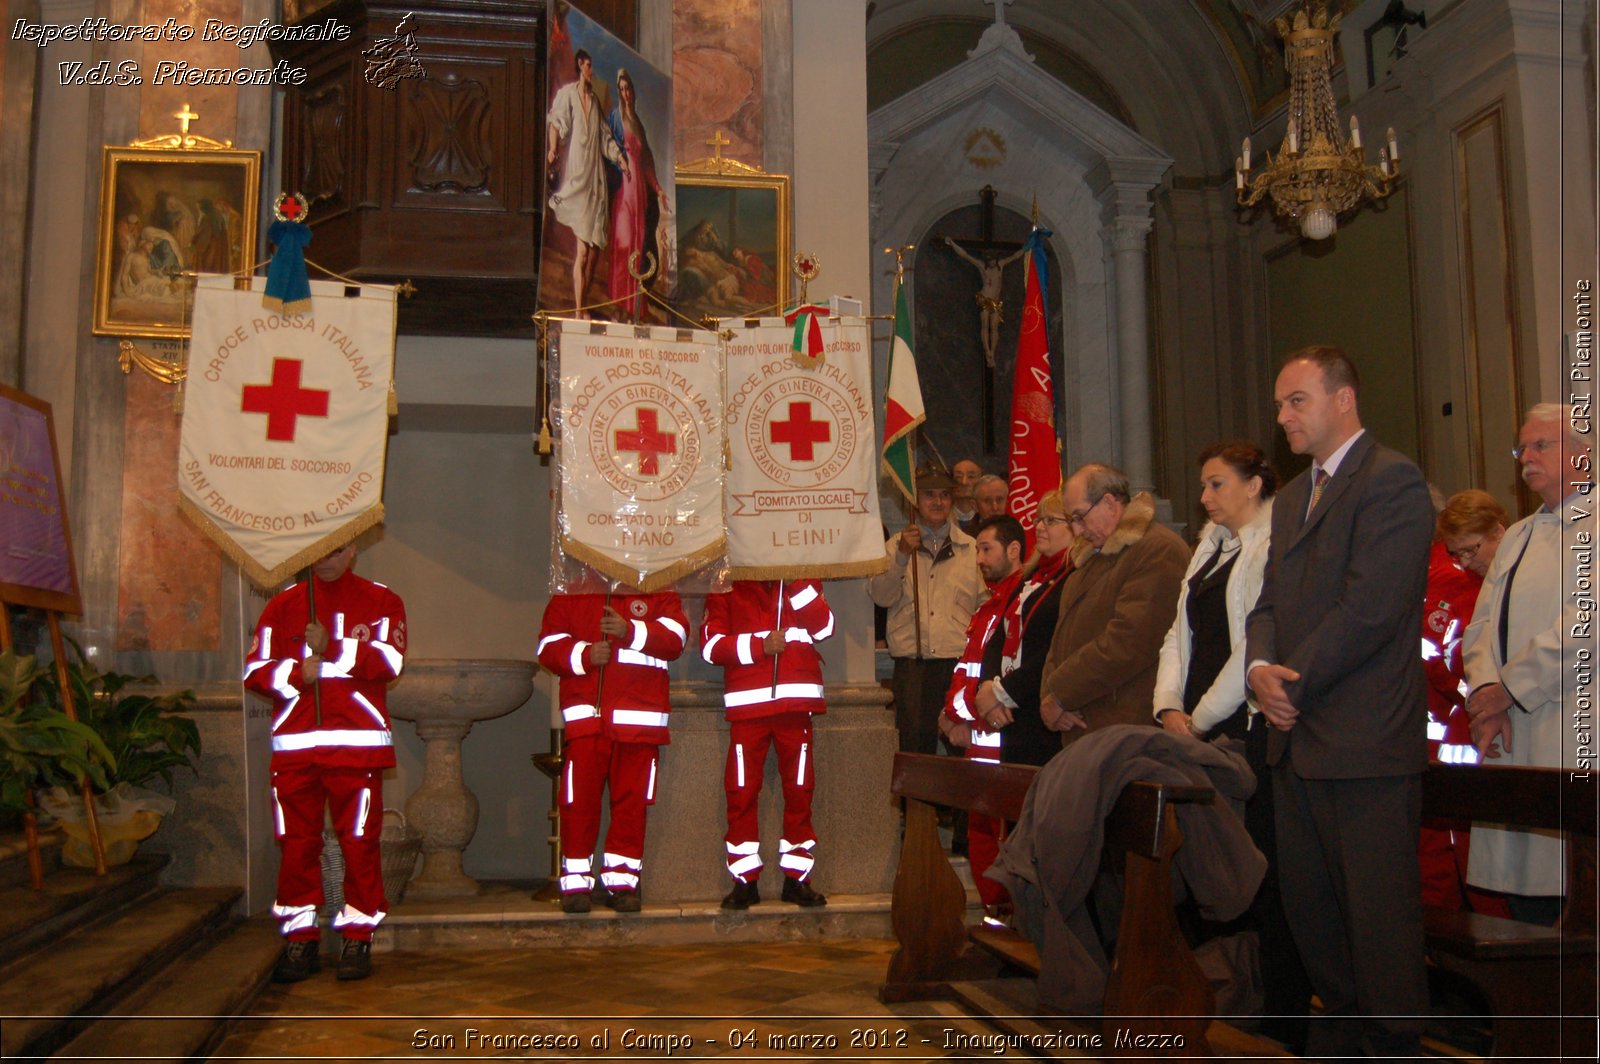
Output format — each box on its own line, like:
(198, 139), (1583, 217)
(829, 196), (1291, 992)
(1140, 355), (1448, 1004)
(943, 185), (1026, 450)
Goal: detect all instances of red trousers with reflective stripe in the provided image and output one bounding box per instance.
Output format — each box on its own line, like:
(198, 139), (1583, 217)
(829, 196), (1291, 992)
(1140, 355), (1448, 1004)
(272, 765), (385, 941)
(560, 734), (656, 892)
(725, 712), (815, 881)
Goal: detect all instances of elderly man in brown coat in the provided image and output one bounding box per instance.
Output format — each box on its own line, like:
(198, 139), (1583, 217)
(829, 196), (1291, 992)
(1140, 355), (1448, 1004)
(1040, 463), (1190, 744)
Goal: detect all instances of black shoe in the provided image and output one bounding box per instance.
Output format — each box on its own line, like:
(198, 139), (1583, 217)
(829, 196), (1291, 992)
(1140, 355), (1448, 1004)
(561, 891), (592, 914)
(608, 889), (642, 913)
(271, 939), (321, 983)
(336, 938), (372, 981)
(781, 877), (827, 907)
(721, 879), (761, 910)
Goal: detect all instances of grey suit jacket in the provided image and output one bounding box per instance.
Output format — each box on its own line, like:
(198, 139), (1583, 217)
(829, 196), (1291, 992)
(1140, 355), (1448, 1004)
(1243, 431), (1435, 779)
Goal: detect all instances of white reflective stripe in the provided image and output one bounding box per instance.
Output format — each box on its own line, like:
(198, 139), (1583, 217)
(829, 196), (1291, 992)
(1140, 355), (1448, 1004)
(563, 704), (600, 723)
(728, 852), (764, 878)
(727, 841), (760, 855)
(956, 661), (981, 677)
(536, 633), (565, 655)
(1439, 743), (1481, 765)
(603, 852), (643, 870)
(723, 683), (825, 708)
(271, 697), (299, 732)
(271, 902), (318, 933)
(560, 874), (593, 892)
(332, 612), (345, 639)
(646, 757), (657, 801)
(972, 753), (1002, 764)
(332, 903), (386, 929)
(601, 870), (641, 890)
(779, 837), (815, 853)
(779, 851), (815, 877)
(658, 617), (687, 644)
(796, 742), (808, 786)
(353, 787), (372, 838)
(952, 690), (976, 720)
(270, 659), (298, 702)
(351, 691), (387, 729)
(376, 616), (391, 643)
(258, 626), (274, 660)
(737, 634), (755, 665)
(628, 619), (649, 651)
(612, 709), (669, 728)
(565, 760), (574, 805)
(783, 627), (814, 645)
(318, 637), (357, 678)
(972, 731), (1002, 748)
(813, 610), (836, 641)
(370, 641), (403, 674)
(1426, 720), (1448, 741)
(570, 642), (590, 676)
(614, 648), (668, 670)
(272, 787), (286, 835)
(562, 856), (593, 873)
(243, 658), (272, 679)
(1420, 638), (1440, 662)
(702, 633), (724, 663)
(735, 743), (746, 788)
(272, 729), (394, 752)
(789, 585), (819, 610)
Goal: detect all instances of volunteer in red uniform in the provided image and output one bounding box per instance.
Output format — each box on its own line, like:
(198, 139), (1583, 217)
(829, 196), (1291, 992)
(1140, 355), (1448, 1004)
(702, 579), (833, 909)
(537, 581), (688, 914)
(243, 542), (406, 983)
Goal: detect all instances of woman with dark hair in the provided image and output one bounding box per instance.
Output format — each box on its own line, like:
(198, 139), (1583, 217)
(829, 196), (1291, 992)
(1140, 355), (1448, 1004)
(606, 68), (665, 319)
(1152, 440), (1310, 1050)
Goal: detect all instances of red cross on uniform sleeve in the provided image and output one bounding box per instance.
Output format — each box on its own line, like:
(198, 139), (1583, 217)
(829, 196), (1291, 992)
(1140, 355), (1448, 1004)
(768, 400), (831, 462)
(241, 358), (330, 442)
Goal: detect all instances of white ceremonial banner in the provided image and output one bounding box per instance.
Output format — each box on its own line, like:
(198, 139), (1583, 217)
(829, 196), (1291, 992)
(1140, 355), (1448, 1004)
(723, 315), (887, 579)
(555, 320), (724, 591)
(178, 275), (396, 589)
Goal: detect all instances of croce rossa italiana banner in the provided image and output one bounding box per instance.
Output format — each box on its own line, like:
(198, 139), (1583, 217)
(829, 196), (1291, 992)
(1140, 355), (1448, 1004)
(178, 275), (396, 588)
(555, 321), (725, 591)
(723, 315), (887, 579)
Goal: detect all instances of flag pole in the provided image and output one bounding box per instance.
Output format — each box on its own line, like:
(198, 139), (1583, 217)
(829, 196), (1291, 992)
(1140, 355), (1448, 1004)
(771, 580), (784, 693)
(305, 569), (323, 728)
(882, 244), (925, 661)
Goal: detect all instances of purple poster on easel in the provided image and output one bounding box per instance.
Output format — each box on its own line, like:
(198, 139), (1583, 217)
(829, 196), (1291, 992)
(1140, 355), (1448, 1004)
(0, 384), (82, 614)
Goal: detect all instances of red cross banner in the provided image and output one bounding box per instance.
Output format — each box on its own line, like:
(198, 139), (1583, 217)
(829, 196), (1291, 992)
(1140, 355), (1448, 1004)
(178, 275), (397, 589)
(722, 315), (887, 580)
(554, 320), (725, 591)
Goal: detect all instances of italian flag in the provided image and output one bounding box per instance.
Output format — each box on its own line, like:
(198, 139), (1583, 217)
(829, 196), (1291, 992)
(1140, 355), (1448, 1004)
(881, 278), (925, 504)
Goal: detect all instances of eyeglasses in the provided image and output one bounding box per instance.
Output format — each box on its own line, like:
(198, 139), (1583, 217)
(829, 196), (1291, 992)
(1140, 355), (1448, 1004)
(1066, 495), (1106, 528)
(1446, 539), (1485, 563)
(1036, 515), (1069, 527)
(1512, 438), (1559, 461)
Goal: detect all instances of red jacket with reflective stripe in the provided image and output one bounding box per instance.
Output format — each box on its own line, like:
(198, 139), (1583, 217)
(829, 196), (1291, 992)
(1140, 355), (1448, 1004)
(942, 569), (1023, 728)
(243, 570), (406, 770)
(537, 591), (687, 745)
(701, 580), (832, 721)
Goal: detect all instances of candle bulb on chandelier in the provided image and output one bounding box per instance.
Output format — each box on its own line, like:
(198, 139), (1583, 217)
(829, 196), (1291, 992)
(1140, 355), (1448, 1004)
(1349, 116), (1361, 149)
(1287, 119), (1299, 155)
(1387, 127), (1399, 162)
(1242, 136), (1252, 171)
(1236, 164), (1245, 191)
(1379, 147), (1390, 177)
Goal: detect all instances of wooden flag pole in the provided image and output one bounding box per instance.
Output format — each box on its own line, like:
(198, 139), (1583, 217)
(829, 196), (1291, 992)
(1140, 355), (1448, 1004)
(594, 584), (614, 706)
(771, 580), (784, 693)
(0, 603), (45, 889)
(45, 611), (107, 876)
(909, 429), (924, 660)
(305, 571), (323, 728)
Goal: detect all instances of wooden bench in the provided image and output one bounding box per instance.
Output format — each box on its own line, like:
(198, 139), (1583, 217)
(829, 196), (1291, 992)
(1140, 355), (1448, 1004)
(883, 752), (1269, 1056)
(1420, 763), (1597, 1060)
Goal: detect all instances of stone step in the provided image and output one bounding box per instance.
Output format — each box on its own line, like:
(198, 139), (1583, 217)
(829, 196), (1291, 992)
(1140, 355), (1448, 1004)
(0, 885), (241, 1060)
(0, 853), (169, 967)
(50, 917), (283, 1064)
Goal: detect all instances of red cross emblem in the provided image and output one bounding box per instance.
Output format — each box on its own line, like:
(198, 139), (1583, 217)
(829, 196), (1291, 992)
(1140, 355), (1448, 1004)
(614, 407), (677, 476)
(240, 358), (330, 442)
(768, 400), (831, 461)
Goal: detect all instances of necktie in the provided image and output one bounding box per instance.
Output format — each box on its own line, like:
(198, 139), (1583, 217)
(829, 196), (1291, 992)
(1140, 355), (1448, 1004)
(1496, 530), (1533, 665)
(1307, 468), (1330, 515)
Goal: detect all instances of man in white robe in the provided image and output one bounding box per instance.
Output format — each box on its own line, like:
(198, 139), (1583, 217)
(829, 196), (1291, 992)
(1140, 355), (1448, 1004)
(547, 50), (627, 316)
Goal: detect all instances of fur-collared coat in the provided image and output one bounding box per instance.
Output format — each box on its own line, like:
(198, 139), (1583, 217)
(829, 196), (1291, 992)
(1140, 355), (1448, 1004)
(1041, 491), (1190, 747)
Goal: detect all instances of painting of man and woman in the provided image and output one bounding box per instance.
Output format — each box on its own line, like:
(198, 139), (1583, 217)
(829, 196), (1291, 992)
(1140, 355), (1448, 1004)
(539, 2), (675, 324)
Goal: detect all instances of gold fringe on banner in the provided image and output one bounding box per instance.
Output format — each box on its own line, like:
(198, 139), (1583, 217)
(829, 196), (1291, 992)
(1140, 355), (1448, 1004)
(559, 535), (727, 594)
(727, 555), (890, 583)
(177, 494), (386, 590)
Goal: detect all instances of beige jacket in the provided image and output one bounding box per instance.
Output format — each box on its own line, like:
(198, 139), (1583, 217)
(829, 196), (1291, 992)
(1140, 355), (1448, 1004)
(867, 523), (987, 659)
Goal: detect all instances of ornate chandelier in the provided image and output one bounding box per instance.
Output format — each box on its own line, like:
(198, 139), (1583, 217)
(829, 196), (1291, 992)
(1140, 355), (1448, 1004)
(1235, 3), (1399, 240)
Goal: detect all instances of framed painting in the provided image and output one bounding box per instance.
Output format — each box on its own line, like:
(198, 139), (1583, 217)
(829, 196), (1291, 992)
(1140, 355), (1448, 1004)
(0, 384), (81, 614)
(93, 145), (261, 340)
(674, 159), (790, 323)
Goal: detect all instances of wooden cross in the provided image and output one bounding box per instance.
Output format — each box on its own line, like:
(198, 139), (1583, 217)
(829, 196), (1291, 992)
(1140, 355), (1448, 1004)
(705, 129), (731, 161)
(174, 103), (199, 136)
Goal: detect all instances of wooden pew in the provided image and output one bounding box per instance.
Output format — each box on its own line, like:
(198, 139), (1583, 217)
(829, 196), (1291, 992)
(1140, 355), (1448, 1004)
(1420, 763), (1597, 1060)
(882, 752), (1243, 1056)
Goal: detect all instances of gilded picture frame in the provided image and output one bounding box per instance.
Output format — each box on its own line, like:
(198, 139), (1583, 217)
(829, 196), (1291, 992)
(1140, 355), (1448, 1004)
(93, 145), (261, 339)
(674, 158), (790, 322)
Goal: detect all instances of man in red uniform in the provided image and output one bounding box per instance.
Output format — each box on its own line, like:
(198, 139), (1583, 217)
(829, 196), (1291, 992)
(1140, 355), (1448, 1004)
(702, 579), (833, 909)
(243, 543), (406, 983)
(537, 581), (688, 913)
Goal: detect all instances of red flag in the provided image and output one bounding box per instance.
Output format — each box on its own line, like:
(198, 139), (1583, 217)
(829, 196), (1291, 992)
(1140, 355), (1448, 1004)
(1007, 227), (1060, 542)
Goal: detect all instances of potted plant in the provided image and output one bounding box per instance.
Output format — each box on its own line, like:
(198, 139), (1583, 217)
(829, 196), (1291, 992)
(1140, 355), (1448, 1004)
(0, 649), (114, 847)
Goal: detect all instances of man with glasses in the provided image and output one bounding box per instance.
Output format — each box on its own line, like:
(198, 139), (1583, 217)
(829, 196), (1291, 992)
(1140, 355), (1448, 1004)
(1036, 463), (1188, 747)
(1461, 403), (1594, 924)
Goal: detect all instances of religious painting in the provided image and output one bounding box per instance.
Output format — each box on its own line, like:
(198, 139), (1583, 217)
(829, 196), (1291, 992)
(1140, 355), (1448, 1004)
(538, 1), (676, 324)
(673, 161), (790, 323)
(93, 145), (261, 340)
(0, 384), (82, 614)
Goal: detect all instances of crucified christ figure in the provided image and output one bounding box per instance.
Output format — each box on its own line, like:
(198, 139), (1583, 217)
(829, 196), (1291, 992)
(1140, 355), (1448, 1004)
(945, 236), (1026, 368)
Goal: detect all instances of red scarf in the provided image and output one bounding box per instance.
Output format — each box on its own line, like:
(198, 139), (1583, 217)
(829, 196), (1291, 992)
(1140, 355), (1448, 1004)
(1000, 549), (1071, 671)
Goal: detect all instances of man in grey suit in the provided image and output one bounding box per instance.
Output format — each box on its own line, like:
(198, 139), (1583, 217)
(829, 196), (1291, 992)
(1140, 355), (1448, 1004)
(1245, 346), (1435, 1057)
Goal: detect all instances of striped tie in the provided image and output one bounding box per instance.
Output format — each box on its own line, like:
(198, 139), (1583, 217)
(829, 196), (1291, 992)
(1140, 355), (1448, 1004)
(1308, 468), (1330, 514)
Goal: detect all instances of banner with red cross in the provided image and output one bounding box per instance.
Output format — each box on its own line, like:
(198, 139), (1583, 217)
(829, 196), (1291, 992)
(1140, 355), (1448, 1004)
(554, 320), (725, 591)
(722, 315), (887, 580)
(178, 275), (397, 589)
